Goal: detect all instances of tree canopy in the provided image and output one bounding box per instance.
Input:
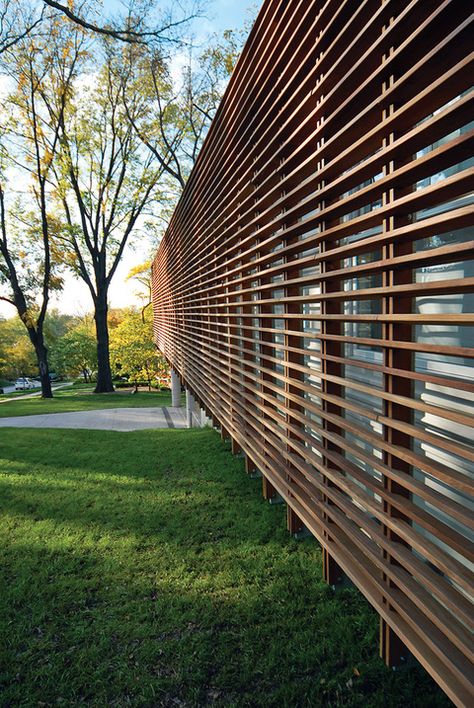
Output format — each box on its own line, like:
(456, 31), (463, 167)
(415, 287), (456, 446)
(0, 12), (87, 396)
(0, 1), (249, 394)
(110, 307), (168, 389)
(0, 0), (204, 55)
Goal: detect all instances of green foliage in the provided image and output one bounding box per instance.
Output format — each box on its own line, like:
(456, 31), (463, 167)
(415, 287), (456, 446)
(126, 260), (152, 310)
(116, 25), (247, 200)
(0, 310), (75, 381)
(0, 13), (89, 398)
(1, 21), (243, 396)
(0, 316), (36, 379)
(110, 307), (169, 387)
(0, 305), (161, 386)
(50, 316), (97, 381)
(201, 28), (245, 78)
(0, 14), (86, 312)
(43, 309), (75, 345)
(0, 427), (449, 707)
(55, 53), (165, 285)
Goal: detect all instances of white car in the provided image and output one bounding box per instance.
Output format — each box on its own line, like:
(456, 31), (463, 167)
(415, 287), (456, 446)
(15, 377), (35, 390)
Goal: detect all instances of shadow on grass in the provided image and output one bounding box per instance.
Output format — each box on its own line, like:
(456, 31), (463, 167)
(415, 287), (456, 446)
(0, 428), (450, 707)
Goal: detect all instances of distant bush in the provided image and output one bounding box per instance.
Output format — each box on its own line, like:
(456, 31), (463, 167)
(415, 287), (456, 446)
(114, 381), (132, 389)
(114, 381), (170, 390)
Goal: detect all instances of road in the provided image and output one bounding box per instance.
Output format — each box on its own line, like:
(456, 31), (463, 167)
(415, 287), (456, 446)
(1, 383), (42, 395)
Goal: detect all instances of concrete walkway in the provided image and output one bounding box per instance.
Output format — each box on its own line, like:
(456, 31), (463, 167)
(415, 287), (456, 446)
(0, 406), (188, 431)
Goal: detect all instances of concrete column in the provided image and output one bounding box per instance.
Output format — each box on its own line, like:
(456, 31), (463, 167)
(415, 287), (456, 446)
(200, 408), (210, 427)
(194, 399), (201, 426)
(171, 369), (181, 408)
(186, 389), (195, 428)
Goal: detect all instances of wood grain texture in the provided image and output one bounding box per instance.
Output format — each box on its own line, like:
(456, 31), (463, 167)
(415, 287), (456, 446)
(152, 1), (474, 704)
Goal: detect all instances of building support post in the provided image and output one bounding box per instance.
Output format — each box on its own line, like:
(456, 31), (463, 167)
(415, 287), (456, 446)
(171, 369), (181, 407)
(200, 408), (210, 428)
(186, 389), (195, 428)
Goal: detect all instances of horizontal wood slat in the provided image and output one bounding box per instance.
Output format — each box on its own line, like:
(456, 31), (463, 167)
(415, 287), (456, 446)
(152, 1), (474, 704)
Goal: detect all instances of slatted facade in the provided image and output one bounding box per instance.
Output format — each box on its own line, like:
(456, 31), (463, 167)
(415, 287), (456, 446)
(152, 1), (474, 703)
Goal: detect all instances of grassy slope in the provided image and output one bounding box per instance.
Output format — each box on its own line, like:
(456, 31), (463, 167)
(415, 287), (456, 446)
(0, 388), (173, 418)
(0, 427), (449, 707)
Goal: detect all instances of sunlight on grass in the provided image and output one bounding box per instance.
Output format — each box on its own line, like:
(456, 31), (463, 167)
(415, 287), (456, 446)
(0, 428), (449, 706)
(0, 389), (173, 418)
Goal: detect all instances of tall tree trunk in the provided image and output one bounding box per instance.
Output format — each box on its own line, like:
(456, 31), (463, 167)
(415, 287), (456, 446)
(28, 327), (53, 398)
(94, 288), (114, 393)
(36, 340), (53, 399)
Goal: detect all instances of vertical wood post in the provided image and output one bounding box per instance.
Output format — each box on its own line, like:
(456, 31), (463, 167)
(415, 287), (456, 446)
(379, 11), (411, 666)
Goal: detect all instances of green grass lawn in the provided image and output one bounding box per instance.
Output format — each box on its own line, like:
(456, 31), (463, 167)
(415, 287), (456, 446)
(0, 387), (173, 418)
(0, 426), (450, 707)
(0, 389), (39, 399)
(0, 387), (47, 400)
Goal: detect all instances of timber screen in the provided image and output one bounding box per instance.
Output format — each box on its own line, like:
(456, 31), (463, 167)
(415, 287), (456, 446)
(152, 1), (474, 703)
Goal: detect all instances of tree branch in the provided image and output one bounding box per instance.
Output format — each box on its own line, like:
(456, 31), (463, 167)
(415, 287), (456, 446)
(41, 0), (197, 45)
(0, 11), (45, 56)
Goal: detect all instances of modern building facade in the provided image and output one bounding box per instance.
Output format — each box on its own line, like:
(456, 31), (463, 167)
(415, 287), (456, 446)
(152, 1), (474, 703)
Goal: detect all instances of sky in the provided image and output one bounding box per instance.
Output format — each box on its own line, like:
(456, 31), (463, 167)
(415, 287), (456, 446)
(195, 0), (257, 34)
(0, 0), (259, 320)
(104, 0), (255, 35)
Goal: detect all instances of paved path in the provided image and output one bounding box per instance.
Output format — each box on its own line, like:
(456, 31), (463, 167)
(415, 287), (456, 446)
(0, 407), (188, 431)
(0, 382), (73, 404)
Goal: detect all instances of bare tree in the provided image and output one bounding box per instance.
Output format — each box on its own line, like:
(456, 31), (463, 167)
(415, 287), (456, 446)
(119, 28), (243, 195)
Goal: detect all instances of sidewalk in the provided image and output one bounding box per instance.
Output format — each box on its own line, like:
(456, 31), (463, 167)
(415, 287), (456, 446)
(0, 382), (73, 404)
(0, 406), (188, 431)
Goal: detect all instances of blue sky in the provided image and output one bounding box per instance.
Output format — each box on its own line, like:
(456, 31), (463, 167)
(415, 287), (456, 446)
(103, 0), (257, 35)
(200, 0), (258, 32)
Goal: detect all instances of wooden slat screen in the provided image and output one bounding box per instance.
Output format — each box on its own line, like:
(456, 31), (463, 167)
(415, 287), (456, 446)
(152, 1), (474, 703)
